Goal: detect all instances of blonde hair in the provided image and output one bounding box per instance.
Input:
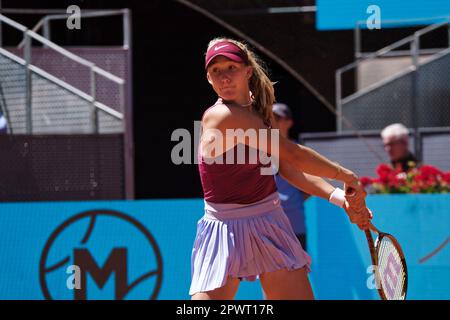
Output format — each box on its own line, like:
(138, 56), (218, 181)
(206, 37), (276, 125)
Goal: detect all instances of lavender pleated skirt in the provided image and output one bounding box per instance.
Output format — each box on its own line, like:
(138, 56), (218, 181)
(189, 191), (312, 296)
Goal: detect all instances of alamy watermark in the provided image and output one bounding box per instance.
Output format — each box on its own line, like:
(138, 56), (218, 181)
(366, 5), (381, 30)
(171, 121), (280, 175)
(66, 5), (81, 30)
(66, 265), (81, 290)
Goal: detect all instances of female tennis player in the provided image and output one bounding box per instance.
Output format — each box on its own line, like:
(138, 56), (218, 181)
(190, 38), (372, 300)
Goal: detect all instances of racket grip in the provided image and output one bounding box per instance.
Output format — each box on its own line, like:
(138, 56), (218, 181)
(345, 186), (367, 214)
(365, 229), (378, 266)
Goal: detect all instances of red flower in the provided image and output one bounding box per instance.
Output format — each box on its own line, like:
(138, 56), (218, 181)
(419, 165), (443, 176)
(387, 170), (406, 188)
(414, 165), (442, 188)
(376, 164), (394, 184)
(356, 163), (448, 194)
(443, 172), (450, 184)
(360, 176), (373, 187)
(376, 163), (393, 176)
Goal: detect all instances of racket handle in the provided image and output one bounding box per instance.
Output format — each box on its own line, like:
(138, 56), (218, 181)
(365, 229), (378, 267)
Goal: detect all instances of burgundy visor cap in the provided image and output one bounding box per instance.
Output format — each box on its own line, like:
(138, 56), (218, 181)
(205, 41), (249, 70)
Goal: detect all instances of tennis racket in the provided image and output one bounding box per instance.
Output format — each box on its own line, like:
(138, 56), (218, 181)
(365, 222), (408, 300)
(345, 186), (408, 300)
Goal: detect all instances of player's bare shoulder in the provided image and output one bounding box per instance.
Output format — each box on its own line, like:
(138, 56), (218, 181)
(202, 103), (231, 125)
(202, 102), (244, 131)
(202, 102), (266, 132)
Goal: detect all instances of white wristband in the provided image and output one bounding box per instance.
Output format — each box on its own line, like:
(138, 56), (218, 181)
(329, 187), (345, 208)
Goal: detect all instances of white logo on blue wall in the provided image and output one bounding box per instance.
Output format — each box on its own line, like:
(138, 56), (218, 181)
(366, 265), (382, 290)
(366, 5), (381, 30)
(66, 265), (81, 290)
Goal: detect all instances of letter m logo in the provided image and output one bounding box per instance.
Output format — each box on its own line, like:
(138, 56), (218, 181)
(74, 248), (128, 300)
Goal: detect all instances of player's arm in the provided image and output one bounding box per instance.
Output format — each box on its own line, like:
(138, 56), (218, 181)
(278, 161), (335, 200)
(206, 104), (359, 184)
(279, 161), (372, 227)
(203, 104), (368, 215)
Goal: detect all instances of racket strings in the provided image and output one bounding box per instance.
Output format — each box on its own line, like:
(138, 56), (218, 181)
(379, 239), (403, 299)
(377, 237), (406, 300)
(379, 239), (405, 299)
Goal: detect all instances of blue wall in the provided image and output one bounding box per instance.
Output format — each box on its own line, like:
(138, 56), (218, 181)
(305, 194), (450, 299)
(1, 195), (449, 299)
(316, 0), (450, 30)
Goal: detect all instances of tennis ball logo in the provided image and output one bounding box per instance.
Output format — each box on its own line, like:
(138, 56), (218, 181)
(39, 210), (163, 300)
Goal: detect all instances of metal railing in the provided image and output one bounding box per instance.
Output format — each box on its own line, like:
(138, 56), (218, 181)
(354, 15), (450, 59)
(0, 8), (131, 49)
(336, 17), (450, 132)
(217, 6), (316, 15)
(350, 16), (450, 94)
(0, 13), (124, 134)
(16, 9), (131, 49)
(0, 10), (134, 200)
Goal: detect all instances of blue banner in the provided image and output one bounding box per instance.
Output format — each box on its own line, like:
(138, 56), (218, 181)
(1, 195), (449, 299)
(316, 0), (450, 30)
(305, 194), (450, 299)
(0, 200), (262, 300)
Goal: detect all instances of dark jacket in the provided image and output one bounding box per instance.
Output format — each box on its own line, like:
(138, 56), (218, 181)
(392, 152), (418, 172)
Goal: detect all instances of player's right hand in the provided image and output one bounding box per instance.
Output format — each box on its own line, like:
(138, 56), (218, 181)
(343, 201), (373, 230)
(344, 179), (367, 214)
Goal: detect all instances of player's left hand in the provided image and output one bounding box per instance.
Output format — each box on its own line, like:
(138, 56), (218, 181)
(344, 180), (367, 213)
(343, 201), (373, 230)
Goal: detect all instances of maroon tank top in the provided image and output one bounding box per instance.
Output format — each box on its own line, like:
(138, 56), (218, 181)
(198, 100), (277, 204)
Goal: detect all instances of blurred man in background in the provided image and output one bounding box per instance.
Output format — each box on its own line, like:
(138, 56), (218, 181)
(381, 123), (418, 172)
(272, 103), (309, 249)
